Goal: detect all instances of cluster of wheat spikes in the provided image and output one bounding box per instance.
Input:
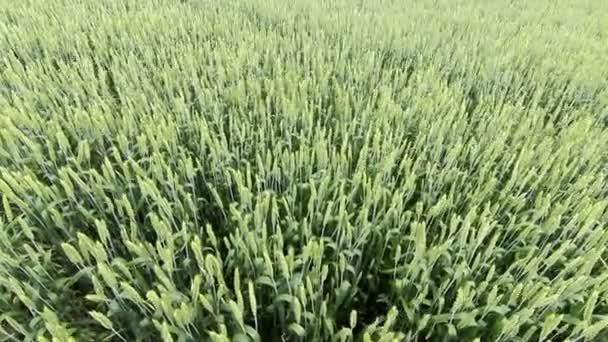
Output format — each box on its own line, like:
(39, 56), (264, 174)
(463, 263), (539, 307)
(1, 0), (607, 341)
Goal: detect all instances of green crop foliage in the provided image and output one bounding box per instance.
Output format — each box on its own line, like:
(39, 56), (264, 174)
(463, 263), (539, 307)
(1, 0), (608, 341)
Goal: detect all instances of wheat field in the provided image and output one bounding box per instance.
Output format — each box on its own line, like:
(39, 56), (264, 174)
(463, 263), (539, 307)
(1, 0), (608, 341)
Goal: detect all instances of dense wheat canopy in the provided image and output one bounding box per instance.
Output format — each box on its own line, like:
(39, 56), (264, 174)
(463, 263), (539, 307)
(1, 0), (608, 341)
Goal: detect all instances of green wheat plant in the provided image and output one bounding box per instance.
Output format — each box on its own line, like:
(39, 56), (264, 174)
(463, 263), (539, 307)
(1, 0), (608, 341)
